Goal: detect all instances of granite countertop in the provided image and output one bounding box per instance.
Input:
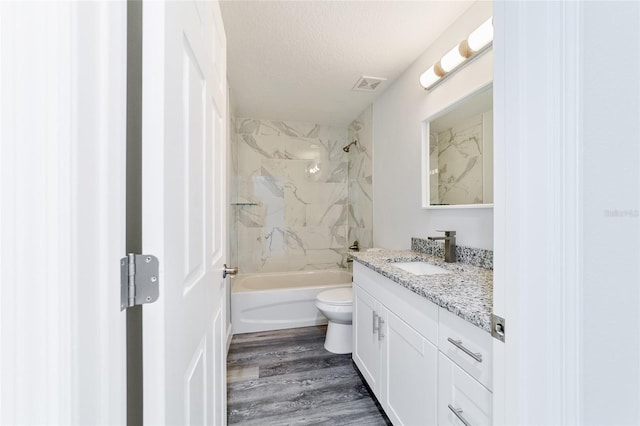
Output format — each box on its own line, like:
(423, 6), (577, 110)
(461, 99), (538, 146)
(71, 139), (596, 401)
(350, 250), (493, 333)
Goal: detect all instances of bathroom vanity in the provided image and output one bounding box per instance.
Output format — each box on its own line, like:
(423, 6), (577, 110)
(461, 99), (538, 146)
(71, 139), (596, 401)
(351, 247), (493, 425)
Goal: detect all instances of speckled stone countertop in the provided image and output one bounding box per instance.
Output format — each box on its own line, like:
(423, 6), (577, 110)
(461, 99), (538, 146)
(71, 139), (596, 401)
(351, 250), (493, 333)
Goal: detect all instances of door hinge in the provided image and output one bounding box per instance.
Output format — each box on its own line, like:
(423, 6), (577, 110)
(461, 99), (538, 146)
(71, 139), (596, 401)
(491, 313), (506, 342)
(120, 254), (159, 311)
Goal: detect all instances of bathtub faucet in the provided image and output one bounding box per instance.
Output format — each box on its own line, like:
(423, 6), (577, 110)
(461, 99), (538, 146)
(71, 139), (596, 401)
(349, 240), (360, 252)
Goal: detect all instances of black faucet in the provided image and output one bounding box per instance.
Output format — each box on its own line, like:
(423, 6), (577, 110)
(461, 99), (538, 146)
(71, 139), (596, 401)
(427, 230), (456, 263)
(349, 240), (360, 252)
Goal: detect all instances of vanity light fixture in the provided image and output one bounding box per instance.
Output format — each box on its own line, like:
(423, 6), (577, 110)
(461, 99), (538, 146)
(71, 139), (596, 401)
(420, 16), (494, 90)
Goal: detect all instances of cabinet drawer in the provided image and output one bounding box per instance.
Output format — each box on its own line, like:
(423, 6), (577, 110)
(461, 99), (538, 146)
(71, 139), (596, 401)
(438, 308), (493, 390)
(439, 352), (492, 426)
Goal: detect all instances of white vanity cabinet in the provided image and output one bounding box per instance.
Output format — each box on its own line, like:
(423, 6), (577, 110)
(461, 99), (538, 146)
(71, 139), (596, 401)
(352, 283), (382, 396)
(382, 309), (438, 425)
(439, 353), (492, 425)
(353, 263), (439, 425)
(353, 262), (493, 426)
(438, 307), (493, 390)
(438, 308), (493, 425)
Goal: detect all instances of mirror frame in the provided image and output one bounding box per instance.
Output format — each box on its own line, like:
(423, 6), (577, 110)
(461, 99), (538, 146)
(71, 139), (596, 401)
(421, 82), (494, 209)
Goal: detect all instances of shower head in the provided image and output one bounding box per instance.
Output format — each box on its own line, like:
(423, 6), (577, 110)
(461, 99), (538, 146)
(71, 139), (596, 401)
(343, 140), (357, 153)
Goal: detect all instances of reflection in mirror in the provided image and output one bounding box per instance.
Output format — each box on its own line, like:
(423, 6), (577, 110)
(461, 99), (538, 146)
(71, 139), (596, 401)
(423, 85), (493, 208)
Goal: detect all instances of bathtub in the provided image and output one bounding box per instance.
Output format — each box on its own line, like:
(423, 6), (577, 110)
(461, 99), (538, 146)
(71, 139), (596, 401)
(231, 269), (353, 334)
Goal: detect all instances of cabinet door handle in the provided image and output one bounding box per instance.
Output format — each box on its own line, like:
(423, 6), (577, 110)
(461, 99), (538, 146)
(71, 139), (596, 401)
(378, 318), (385, 341)
(447, 337), (483, 363)
(448, 404), (472, 426)
(372, 312), (379, 334)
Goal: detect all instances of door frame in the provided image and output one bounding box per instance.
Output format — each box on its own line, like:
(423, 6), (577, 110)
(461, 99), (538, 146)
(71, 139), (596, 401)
(493, 1), (582, 423)
(0, 2), (128, 423)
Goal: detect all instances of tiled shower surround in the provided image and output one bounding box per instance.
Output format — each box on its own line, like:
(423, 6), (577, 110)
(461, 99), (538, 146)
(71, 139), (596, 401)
(230, 119), (352, 272)
(230, 113), (373, 273)
(347, 106), (373, 250)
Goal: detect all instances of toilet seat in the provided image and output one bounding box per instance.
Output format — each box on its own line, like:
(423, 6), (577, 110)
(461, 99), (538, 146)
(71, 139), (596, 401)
(316, 287), (352, 306)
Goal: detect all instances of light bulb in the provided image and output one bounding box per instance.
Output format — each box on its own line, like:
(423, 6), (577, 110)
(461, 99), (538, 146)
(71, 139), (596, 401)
(440, 44), (465, 72)
(419, 15), (494, 91)
(467, 17), (493, 52)
(419, 65), (440, 89)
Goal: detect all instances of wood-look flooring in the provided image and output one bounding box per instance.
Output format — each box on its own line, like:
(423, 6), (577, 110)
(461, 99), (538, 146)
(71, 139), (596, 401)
(227, 325), (391, 425)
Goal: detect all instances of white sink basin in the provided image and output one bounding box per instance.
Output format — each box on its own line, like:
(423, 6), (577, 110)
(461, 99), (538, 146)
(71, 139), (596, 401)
(392, 261), (451, 276)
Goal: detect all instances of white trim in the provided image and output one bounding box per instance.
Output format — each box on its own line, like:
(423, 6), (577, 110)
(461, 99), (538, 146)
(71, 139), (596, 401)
(424, 204), (493, 210)
(494, 2), (583, 424)
(0, 2), (127, 424)
(491, 3), (507, 421)
(421, 81), (494, 125)
(141, 2), (167, 425)
(554, 2), (581, 422)
(226, 324), (233, 354)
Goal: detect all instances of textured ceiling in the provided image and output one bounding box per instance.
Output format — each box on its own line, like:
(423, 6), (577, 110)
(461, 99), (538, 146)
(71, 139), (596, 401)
(220, 1), (475, 126)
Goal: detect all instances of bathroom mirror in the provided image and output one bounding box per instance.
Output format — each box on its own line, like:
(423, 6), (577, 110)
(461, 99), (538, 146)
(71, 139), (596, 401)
(422, 84), (493, 208)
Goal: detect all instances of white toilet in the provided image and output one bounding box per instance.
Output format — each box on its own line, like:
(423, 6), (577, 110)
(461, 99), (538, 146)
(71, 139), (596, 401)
(315, 287), (353, 354)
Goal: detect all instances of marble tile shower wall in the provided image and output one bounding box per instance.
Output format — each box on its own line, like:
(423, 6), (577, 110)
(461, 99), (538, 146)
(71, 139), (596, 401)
(347, 106), (373, 250)
(232, 119), (349, 273)
(229, 117), (239, 270)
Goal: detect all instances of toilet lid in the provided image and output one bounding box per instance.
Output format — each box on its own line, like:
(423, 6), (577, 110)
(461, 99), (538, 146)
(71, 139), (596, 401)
(317, 287), (352, 305)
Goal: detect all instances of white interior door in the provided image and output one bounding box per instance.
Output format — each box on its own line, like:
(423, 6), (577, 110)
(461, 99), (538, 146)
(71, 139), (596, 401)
(141, 1), (228, 425)
(0, 2), (127, 424)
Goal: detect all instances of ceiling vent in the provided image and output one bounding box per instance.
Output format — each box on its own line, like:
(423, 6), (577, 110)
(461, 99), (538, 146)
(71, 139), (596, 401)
(352, 76), (387, 92)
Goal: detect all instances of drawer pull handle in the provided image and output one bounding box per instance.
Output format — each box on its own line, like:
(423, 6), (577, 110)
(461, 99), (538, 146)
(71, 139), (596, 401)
(378, 318), (385, 341)
(448, 404), (472, 426)
(373, 312), (379, 334)
(447, 337), (483, 363)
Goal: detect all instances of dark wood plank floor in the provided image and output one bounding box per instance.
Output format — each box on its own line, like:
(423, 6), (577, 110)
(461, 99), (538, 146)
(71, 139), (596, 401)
(227, 325), (391, 425)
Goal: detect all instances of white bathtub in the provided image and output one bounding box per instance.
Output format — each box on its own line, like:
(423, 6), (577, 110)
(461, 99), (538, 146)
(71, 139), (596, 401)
(231, 269), (353, 334)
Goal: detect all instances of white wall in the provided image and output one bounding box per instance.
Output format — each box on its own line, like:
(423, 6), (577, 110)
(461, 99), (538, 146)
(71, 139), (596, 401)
(578, 2), (639, 422)
(373, 1), (493, 250)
